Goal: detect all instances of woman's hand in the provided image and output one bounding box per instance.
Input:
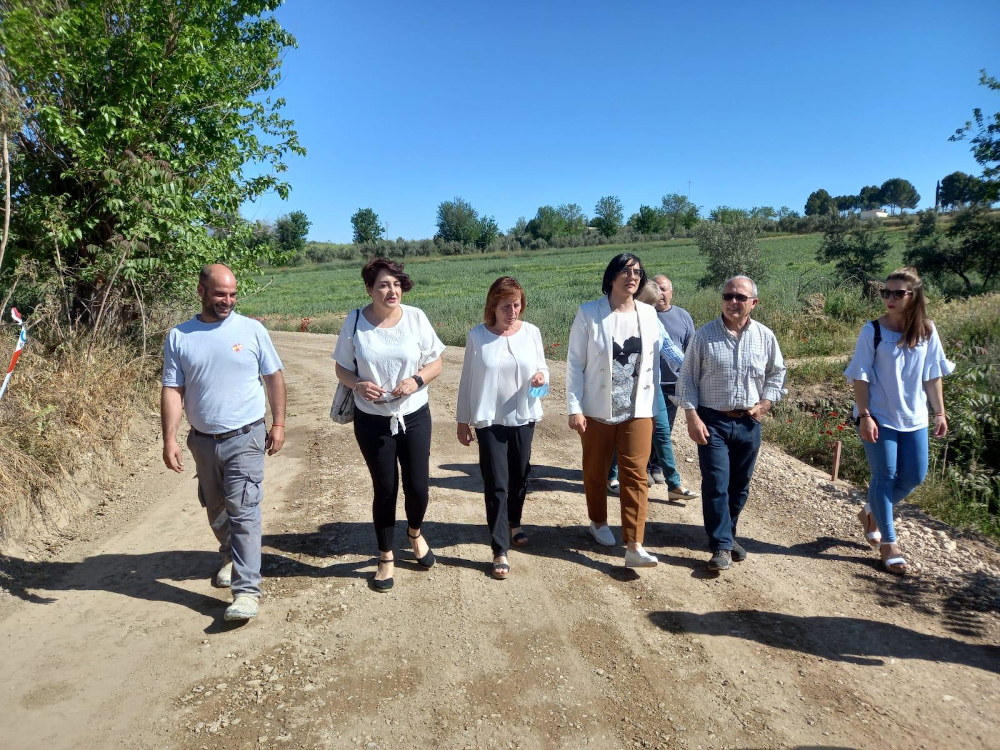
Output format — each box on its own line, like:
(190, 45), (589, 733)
(568, 413), (586, 435)
(457, 423), (474, 446)
(859, 416), (879, 443)
(356, 381), (386, 402)
(530, 371), (545, 387)
(933, 413), (948, 438)
(391, 377), (420, 398)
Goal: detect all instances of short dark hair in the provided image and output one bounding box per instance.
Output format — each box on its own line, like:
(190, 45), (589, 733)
(484, 277), (527, 326)
(361, 257), (413, 291)
(601, 253), (646, 296)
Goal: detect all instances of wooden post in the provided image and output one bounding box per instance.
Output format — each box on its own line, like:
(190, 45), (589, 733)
(832, 440), (842, 482)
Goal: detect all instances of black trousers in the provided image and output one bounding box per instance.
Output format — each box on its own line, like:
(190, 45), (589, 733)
(476, 422), (535, 555)
(354, 404), (432, 552)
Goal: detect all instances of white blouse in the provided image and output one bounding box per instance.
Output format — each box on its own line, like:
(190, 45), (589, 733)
(457, 322), (549, 428)
(844, 321), (954, 431)
(332, 304), (445, 433)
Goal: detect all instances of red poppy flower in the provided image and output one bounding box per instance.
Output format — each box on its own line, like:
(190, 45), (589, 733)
(826, 430), (833, 435)
(837, 424), (845, 431)
(830, 411), (838, 417)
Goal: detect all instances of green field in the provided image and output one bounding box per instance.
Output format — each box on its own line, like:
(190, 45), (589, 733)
(241, 233), (906, 359)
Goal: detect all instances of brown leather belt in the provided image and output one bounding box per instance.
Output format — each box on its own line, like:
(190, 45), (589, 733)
(192, 418), (265, 441)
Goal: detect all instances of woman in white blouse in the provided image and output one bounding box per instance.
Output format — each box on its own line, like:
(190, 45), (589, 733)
(333, 258), (446, 592)
(457, 277), (549, 579)
(845, 267), (953, 575)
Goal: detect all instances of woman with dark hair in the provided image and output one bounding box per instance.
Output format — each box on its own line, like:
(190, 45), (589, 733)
(845, 267), (953, 575)
(565, 253), (666, 569)
(333, 258), (446, 591)
(456, 277), (549, 579)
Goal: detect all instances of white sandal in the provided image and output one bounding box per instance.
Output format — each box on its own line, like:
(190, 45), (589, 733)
(857, 503), (881, 548)
(880, 542), (908, 575)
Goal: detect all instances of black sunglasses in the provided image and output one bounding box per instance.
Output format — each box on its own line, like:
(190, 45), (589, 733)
(880, 289), (913, 300)
(722, 293), (754, 302)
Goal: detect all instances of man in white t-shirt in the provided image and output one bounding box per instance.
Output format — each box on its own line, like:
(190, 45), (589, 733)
(161, 264), (286, 621)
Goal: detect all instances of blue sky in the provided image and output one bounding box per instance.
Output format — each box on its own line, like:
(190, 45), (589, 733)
(245, 0), (1000, 242)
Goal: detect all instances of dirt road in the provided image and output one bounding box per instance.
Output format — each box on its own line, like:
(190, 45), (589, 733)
(2, 330), (998, 750)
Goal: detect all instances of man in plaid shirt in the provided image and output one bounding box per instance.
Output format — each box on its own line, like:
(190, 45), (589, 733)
(674, 276), (786, 572)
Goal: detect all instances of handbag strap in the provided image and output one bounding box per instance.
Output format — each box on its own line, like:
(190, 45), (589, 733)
(351, 308), (361, 376)
(870, 319), (881, 383)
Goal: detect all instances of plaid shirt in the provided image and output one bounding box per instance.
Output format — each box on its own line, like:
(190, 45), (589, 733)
(674, 317), (787, 411)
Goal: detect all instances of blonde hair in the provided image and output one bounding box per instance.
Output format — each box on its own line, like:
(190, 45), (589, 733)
(886, 266), (932, 348)
(636, 279), (661, 306)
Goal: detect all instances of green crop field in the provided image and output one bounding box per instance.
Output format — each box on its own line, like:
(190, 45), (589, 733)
(240, 232), (906, 359)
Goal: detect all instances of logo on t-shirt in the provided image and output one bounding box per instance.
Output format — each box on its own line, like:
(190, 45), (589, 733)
(232, 343), (244, 353)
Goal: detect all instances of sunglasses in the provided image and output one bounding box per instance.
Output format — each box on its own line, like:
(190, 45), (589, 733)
(880, 289), (913, 300)
(722, 293), (754, 302)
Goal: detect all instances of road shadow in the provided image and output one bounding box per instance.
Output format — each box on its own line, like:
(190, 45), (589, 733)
(431, 462), (583, 495)
(648, 609), (1000, 674)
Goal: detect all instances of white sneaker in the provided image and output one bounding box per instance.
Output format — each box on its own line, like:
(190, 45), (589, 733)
(224, 594), (259, 621)
(607, 479), (620, 495)
(214, 561), (233, 588)
(625, 545), (658, 568)
(589, 522), (616, 546)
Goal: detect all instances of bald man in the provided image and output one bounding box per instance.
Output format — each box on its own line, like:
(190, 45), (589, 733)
(161, 264), (286, 621)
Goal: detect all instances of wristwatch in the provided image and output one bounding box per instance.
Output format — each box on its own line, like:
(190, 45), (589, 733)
(412, 374), (424, 388)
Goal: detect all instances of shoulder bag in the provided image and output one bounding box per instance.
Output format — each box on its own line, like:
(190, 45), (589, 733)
(330, 309), (361, 424)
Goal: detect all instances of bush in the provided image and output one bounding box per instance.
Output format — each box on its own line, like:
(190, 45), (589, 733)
(694, 218), (767, 288)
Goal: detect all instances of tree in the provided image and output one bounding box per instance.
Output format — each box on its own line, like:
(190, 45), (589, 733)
(274, 211), (311, 260)
(879, 178), (920, 215)
(816, 217), (889, 292)
(834, 195), (860, 216)
(709, 206), (750, 224)
(0, 0), (304, 325)
(556, 203), (588, 235)
(660, 193), (700, 233)
(592, 196), (624, 237)
(526, 205), (564, 242)
(906, 208), (1000, 294)
(628, 205), (666, 235)
(351, 208), (384, 245)
(508, 216), (528, 241)
(475, 215), (500, 250)
(804, 189), (834, 216)
(694, 218), (767, 288)
(939, 172), (972, 210)
(859, 185), (883, 210)
(435, 197), (481, 245)
(951, 69), (1000, 181)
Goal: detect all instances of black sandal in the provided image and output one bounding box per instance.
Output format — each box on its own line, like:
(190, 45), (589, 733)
(511, 530), (529, 548)
(373, 557), (394, 592)
(492, 557), (511, 580)
(408, 529), (436, 569)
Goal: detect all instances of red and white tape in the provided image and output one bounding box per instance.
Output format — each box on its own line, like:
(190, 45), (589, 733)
(0, 307), (26, 401)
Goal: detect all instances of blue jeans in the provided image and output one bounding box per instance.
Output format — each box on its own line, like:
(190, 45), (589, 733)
(607, 387), (682, 488)
(696, 407), (762, 552)
(861, 426), (928, 544)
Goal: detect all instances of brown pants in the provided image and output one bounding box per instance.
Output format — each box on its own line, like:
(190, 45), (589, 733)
(580, 416), (653, 544)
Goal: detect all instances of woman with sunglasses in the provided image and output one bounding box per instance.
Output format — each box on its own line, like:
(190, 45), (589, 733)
(333, 258), (446, 591)
(566, 253), (667, 569)
(845, 267), (953, 575)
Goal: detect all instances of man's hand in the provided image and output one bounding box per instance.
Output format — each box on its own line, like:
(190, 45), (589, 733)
(568, 413), (586, 435)
(163, 440), (184, 473)
(686, 411), (709, 446)
(457, 423), (474, 446)
(747, 399), (772, 422)
(265, 425), (285, 456)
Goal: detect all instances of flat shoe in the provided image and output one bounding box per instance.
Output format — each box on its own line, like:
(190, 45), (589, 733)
(224, 594), (259, 621)
(588, 522), (616, 546)
(408, 529), (435, 568)
(667, 486), (700, 501)
(373, 558), (394, 592)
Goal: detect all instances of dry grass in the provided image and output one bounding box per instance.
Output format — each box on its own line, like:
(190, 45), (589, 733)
(0, 327), (160, 545)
